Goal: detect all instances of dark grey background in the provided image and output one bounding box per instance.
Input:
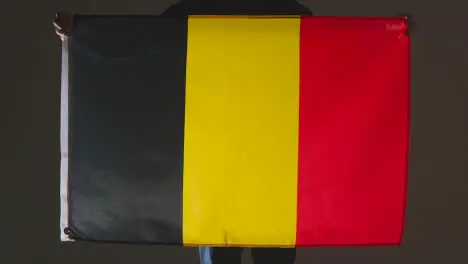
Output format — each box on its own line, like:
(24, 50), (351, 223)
(1, 0), (467, 263)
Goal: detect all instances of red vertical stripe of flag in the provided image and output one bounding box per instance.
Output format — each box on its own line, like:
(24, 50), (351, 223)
(296, 17), (410, 246)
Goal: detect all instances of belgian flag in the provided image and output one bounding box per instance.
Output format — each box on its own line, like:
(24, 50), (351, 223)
(60, 15), (410, 247)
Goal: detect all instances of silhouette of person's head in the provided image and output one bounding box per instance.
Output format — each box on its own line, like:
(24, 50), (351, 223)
(161, 0), (312, 16)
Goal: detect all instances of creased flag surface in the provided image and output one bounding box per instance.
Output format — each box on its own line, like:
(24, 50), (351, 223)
(60, 15), (409, 247)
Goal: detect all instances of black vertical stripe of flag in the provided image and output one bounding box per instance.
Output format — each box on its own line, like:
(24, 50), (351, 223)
(67, 15), (187, 244)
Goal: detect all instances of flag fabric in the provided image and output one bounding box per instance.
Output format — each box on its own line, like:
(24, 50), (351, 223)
(60, 15), (409, 247)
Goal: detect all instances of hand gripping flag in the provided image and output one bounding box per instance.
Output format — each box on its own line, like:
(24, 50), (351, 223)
(59, 15), (410, 247)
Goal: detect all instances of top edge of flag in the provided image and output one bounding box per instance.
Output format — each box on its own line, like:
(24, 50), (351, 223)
(188, 15), (302, 18)
(67, 14), (409, 35)
(301, 16), (407, 21)
(66, 14), (408, 21)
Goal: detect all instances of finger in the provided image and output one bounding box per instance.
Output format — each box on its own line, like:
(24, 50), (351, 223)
(53, 20), (63, 30)
(53, 11), (72, 37)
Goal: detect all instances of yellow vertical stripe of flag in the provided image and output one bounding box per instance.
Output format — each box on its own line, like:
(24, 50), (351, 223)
(183, 17), (301, 246)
